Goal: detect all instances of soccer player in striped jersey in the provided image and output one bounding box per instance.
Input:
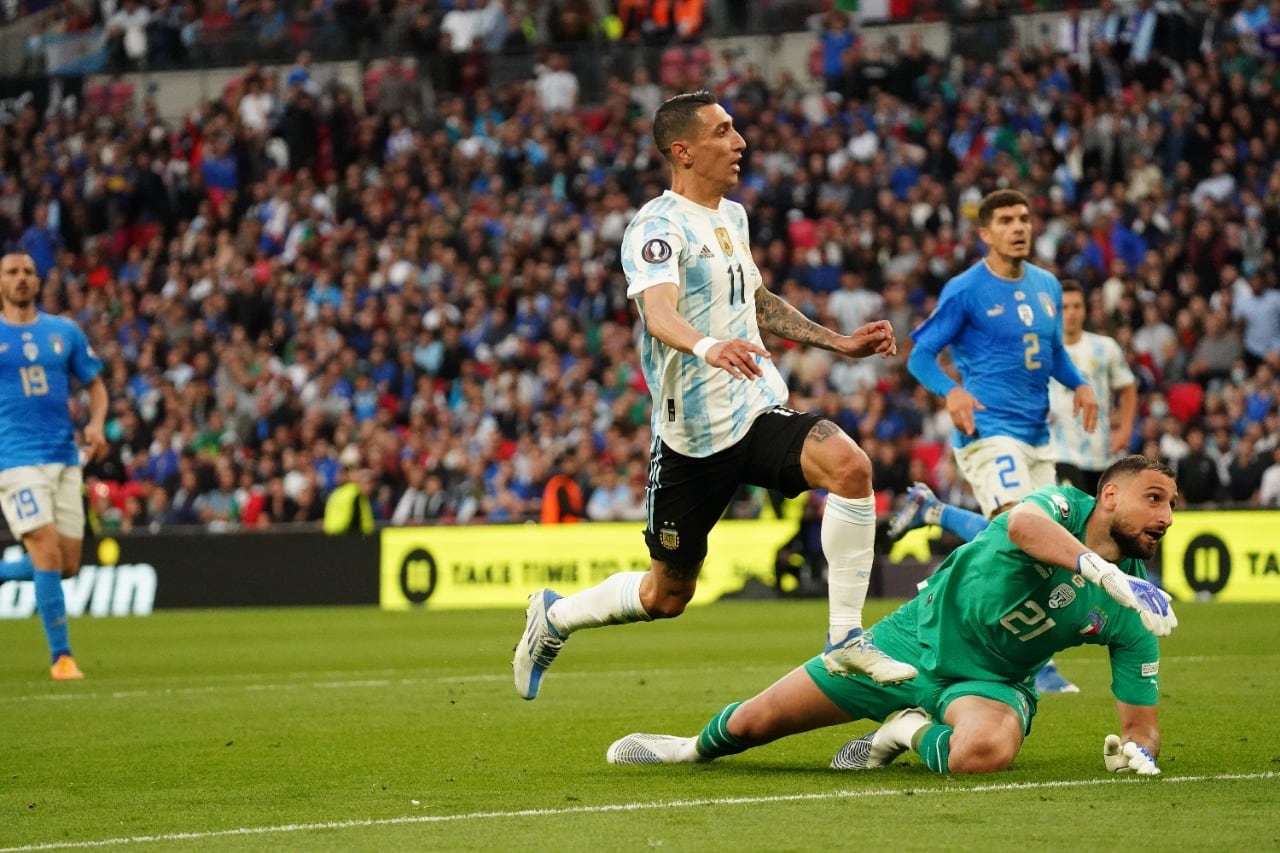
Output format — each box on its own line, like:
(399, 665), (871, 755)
(513, 91), (914, 700)
(1050, 279), (1137, 496)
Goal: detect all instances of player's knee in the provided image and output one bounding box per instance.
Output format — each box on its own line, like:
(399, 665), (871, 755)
(723, 699), (777, 746)
(948, 732), (1019, 773)
(827, 446), (873, 497)
(645, 560), (700, 618)
(647, 590), (693, 619)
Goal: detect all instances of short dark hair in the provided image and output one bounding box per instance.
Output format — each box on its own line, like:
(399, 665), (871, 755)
(978, 189), (1031, 226)
(1061, 279), (1084, 296)
(1097, 454), (1175, 494)
(653, 91), (717, 165)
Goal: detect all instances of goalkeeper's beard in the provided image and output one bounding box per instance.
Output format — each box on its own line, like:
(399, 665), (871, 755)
(1109, 519), (1158, 561)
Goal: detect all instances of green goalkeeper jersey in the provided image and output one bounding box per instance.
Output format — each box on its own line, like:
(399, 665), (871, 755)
(881, 484), (1160, 705)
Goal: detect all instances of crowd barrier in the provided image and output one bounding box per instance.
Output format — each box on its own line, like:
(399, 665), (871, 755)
(0, 510), (1272, 619)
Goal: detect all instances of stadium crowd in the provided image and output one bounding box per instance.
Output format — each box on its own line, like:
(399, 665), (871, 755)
(3, 0), (1280, 535)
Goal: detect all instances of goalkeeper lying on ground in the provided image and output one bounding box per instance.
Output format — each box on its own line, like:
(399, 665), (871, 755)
(608, 455), (1175, 775)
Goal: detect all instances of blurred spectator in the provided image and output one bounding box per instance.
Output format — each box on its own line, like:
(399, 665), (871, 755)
(1186, 311), (1244, 386)
(541, 453), (585, 524)
(323, 466), (377, 534)
(1175, 424), (1223, 505)
(1259, 445), (1280, 507)
(1231, 270), (1280, 370)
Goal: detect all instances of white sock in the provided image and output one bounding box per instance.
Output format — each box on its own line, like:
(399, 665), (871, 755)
(822, 494), (876, 639)
(547, 571), (650, 636)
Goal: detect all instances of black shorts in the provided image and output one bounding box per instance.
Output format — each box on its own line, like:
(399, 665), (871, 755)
(644, 407), (823, 567)
(1055, 462), (1101, 497)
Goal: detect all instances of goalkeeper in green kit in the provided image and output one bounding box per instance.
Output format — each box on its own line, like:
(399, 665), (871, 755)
(607, 455), (1177, 775)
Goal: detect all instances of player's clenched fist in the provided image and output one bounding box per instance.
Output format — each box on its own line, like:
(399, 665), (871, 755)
(1102, 734), (1160, 775)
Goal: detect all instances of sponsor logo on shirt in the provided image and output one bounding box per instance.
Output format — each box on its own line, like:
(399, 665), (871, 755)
(1141, 661), (1159, 677)
(698, 244), (715, 259)
(1048, 583), (1077, 608)
(986, 304), (1004, 317)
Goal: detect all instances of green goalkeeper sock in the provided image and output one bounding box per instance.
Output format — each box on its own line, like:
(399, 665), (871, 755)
(914, 723), (953, 773)
(696, 701), (749, 759)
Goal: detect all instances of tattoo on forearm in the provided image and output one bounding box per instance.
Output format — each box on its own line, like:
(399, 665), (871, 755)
(806, 420), (841, 443)
(755, 289), (837, 349)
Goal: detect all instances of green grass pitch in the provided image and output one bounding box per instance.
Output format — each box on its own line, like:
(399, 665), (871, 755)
(2, 599), (1278, 851)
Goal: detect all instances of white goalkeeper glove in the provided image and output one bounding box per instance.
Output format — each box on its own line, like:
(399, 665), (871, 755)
(1076, 552), (1178, 637)
(1102, 734), (1160, 775)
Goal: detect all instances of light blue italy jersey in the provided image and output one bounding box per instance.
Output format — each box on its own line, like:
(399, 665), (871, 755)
(1050, 332), (1135, 470)
(0, 313), (103, 471)
(622, 191), (787, 457)
(910, 260), (1082, 450)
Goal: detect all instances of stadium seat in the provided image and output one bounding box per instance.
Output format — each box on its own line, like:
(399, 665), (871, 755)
(84, 81), (110, 116)
(107, 81), (135, 117)
(1165, 382), (1205, 422)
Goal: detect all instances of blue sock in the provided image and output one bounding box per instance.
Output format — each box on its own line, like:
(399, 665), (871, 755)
(939, 505), (990, 542)
(0, 551), (35, 581)
(33, 568), (71, 662)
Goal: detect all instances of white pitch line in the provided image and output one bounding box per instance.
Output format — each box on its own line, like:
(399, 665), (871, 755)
(2, 652), (1266, 705)
(1, 772), (1275, 852)
(0, 665), (785, 705)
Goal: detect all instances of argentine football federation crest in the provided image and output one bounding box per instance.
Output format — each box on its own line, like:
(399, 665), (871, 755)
(714, 227), (734, 256)
(22, 341), (38, 362)
(659, 524), (680, 551)
(1017, 303), (1034, 327)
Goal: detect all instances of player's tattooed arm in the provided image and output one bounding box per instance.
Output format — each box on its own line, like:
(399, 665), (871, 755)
(754, 289), (842, 350)
(756, 289), (897, 360)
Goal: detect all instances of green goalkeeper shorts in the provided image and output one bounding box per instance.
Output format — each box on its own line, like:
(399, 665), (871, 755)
(803, 624), (1038, 736)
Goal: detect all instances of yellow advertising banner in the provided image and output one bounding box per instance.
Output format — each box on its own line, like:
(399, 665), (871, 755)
(1160, 511), (1280, 602)
(380, 519), (795, 609)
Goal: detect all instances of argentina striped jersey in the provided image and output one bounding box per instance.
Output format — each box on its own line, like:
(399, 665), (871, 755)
(622, 191), (787, 457)
(1049, 331), (1135, 470)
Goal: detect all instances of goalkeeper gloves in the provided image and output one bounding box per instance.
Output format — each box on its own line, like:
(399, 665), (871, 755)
(1076, 552), (1178, 637)
(1102, 734), (1160, 775)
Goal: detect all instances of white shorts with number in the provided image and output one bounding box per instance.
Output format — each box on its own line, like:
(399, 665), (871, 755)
(953, 436), (1056, 518)
(0, 464), (85, 539)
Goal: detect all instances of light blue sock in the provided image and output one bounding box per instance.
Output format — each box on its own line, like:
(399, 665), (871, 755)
(0, 551), (35, 581)
(33, 568), (71, 662)
(939, 505), (990, 542)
